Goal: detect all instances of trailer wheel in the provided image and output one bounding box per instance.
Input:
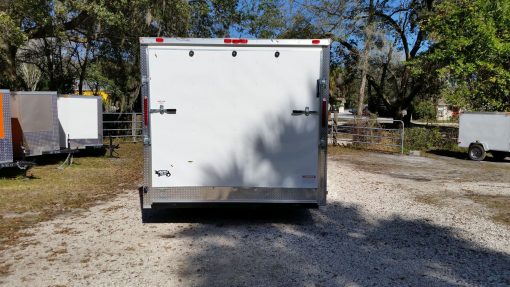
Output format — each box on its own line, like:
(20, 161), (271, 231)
(468, 144), (486, 161)
(492, 151), (508, 161)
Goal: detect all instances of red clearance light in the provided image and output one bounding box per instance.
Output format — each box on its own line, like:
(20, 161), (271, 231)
(155, 37), (164, 43)
(312, 39), (321, 45)
(143, 96), (149, 127)
(226, 38), (248, 44)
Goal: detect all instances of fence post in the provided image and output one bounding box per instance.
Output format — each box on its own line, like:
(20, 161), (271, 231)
(131, 112), (137, 143)
(394, 120), (404, 154)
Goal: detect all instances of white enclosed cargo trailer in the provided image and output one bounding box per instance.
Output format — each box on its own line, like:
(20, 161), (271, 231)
(0, 90), (13, 165)
(10, 91), (60, 157)
(139, 37), (330, 210)
(458, 112), (510, 161)
(57, 95), (103, 149)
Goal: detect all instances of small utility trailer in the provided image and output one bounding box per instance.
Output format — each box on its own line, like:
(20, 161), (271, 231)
(458, 112), (510, 161)
(57, 95), (103, 150)
(10, 91), (60, 157)
(139, 37), (330, 211)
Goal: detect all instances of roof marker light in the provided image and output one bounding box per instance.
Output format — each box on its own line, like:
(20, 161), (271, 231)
(312, 39), (321, 45)
(225, 38), (248, 44)
(156, 37), (164, 43)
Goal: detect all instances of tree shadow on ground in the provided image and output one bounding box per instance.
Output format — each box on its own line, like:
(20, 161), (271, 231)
(149, 203), (510, 286)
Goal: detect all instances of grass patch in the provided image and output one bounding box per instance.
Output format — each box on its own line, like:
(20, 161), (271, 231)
(0, 142), (142, 250)
(414, 194), (444, 206)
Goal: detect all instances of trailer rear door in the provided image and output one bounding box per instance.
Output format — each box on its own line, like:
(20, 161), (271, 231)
(147, 45), (323, 189)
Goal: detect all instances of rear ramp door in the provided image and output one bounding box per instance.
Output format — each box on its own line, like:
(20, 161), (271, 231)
(148, 46), (322, 190)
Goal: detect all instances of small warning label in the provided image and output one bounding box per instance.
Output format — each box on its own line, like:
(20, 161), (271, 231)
(302, 175), (317, 183)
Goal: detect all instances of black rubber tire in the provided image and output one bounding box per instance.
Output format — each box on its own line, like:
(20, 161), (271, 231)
(492, 151), (508, 161)
(468, 144), (486, 161)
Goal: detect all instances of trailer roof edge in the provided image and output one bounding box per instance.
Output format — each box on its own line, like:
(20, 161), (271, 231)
(139, 37), (331, 47)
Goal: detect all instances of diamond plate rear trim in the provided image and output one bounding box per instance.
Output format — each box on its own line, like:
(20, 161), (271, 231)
(144, 187), (318, 207)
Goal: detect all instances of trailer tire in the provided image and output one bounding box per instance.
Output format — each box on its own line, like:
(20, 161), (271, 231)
(468, 144), (486, 161)
(492, 151), (508, 161)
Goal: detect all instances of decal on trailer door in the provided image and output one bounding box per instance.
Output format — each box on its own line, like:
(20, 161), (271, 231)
(155, 170), (171, 177)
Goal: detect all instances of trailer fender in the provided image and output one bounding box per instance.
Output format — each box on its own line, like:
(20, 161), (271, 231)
(470, 141), (489, 151)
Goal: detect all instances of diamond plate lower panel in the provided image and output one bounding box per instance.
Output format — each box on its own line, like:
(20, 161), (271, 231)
(143, 187), (319, 208)
(0, 91), (13, 164)
(24, 130), (60, 156)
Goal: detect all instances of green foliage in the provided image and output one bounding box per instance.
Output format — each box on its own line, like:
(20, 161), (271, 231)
(423, 0), (510, 111)
(413, 101), (436, 122)
(242, 0), (286, 38)
(2, 0), (508, 115)
(404, 128), (443, 151)
(404, 127), (456, 151)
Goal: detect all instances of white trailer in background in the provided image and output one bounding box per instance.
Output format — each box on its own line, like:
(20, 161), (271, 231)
(139, 37), (330, 211)
(57, 95), (103, 150)
(458, 112), (510, 161)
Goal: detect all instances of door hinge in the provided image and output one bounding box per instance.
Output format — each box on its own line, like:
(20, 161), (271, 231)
(317, 79), (327, 98)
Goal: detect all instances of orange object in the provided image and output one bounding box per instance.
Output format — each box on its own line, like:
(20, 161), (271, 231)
(0, 92), (4, 139)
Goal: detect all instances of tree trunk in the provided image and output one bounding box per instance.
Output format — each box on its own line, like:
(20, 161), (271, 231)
(357, 0), (375, 117)
(78, 42), (92, 95)
(0, 40), (19, 87)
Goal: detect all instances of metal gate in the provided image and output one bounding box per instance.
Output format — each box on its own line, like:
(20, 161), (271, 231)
(329, 116), (404, 154)
(103, 112), (142, 141)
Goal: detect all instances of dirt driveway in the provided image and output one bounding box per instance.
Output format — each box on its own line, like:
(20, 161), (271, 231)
(1, 149), (509, 286)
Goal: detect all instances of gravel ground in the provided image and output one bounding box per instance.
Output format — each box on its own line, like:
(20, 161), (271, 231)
(0, 151), (509, 286)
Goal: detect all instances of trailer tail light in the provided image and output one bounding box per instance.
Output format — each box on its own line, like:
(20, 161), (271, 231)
(224, 38), (232, 44)
(321, 98), (327, 128)
(156, 37), (164, 43)
(312, 39), (321, 45)
(143, 96), (149, 127)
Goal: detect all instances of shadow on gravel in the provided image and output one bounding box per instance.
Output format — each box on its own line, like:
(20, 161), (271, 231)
(146, 207), (313, 225)
(152, 202), (510, 286)
(429, 149), (509, 163)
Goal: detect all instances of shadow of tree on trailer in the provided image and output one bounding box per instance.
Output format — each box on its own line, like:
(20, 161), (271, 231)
(149, 202), (510, 286)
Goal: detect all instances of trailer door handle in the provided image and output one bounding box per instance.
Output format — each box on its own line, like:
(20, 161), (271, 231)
(150, 105), (177, 115)
(292, 107), (317, 116)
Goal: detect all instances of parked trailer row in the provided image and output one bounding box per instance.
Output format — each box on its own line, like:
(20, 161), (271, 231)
(0, 91), (103, 170)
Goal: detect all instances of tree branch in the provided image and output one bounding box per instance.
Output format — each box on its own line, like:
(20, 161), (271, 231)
(375, 11), (410, 60)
